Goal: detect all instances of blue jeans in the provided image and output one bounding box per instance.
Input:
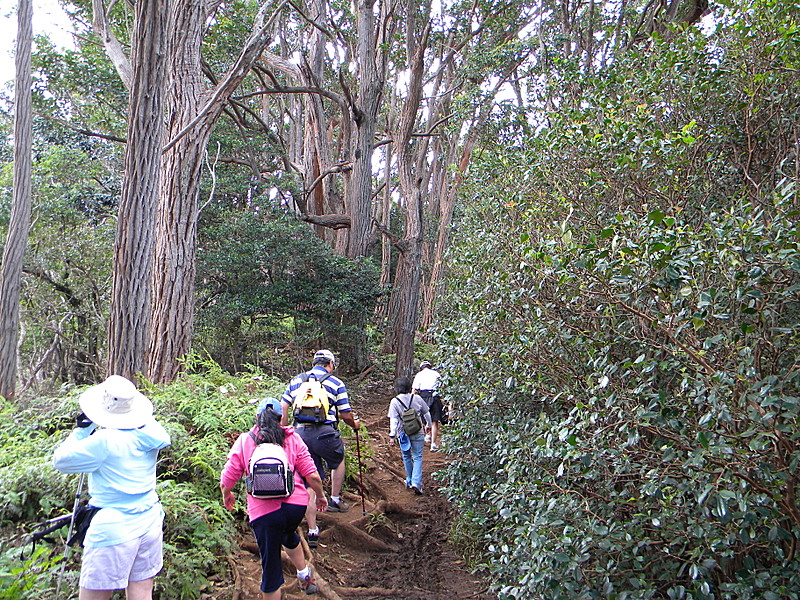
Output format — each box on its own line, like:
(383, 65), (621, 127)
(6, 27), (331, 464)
(401, 433), (425, 490)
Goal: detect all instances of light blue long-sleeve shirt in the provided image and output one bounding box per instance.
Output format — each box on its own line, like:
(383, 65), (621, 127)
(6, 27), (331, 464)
(52, 420), (171, 547)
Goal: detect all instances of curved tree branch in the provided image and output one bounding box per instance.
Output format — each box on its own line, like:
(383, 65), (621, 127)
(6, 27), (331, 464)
(305, 163), (352, 199)
(92, 0), (133, 89)
(299, 213), (351, 230)
(162, 1), (289, 153)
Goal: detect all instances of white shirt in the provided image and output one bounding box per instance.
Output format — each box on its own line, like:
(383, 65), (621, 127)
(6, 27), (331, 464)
(412, 368), (439, 392)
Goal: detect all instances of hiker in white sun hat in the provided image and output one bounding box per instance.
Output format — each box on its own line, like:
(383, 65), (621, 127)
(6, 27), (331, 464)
(78, 374), (154, 430)
(53, 375), (171, 600)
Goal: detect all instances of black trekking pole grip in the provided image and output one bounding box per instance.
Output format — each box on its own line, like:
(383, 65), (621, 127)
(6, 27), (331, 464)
(354, 427), (367, 516)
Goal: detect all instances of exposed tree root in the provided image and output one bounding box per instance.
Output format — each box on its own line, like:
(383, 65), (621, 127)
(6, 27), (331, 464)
(241, 541), (259, 555)
(225, 556), (243, 600)
(299, 528), (313, 559)
(315, 512), (341, 529)
(281, 563), (343, 600)
(374, 500), (423, 517)
(371, 456), (408, 481)
(360, 473), (390, 501)
(322, 521), (397, 552)
(314, 571), (344, 600)
(363, 417), (387, 431)
(333, 586), (399, 596)
(350, 365), (374, 385)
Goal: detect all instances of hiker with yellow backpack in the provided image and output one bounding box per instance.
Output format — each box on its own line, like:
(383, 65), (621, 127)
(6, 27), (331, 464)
(280, 350), (361, 548)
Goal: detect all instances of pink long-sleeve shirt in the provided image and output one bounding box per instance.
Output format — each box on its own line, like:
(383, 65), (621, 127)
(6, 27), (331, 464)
(220, 425), (317, 522)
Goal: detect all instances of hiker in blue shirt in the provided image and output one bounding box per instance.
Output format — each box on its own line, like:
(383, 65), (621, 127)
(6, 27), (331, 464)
(53, 375), (171, 600)
(280, 349), (361, 548)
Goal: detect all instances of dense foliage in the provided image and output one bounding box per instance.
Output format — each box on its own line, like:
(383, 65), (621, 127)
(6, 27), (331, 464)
(0, 137), (116, 389)
(437, 3), (800, 599)
(2, 0), (799, 597)
(196, 207), (382, 372)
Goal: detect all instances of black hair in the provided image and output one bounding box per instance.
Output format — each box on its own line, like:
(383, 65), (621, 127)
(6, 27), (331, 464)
(395, 376), (412, 394)
(312, 357), (332, 367)
(254, 409), (286, 446)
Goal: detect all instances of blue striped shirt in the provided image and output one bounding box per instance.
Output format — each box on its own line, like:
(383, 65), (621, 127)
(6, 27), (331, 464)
(281, 366), (352, 425)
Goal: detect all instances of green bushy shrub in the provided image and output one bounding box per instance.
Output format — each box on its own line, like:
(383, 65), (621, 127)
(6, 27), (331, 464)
(195, 207), (381, 372)
(441, 188), (800, 600)
(437, 3), (800, 598)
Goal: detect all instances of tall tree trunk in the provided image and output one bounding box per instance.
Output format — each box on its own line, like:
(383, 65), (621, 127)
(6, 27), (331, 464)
(390, 19), (429, 377)
(420, 125), (480, 334)
(376, 141), (393, 323)
(342, 0), (384, 259)
(145, 0), (208, 384)
(146, 0), (285, 382)
(390, 202), (424, 378)
(0, 0), (33, 400)
(331, 0), (394, 372)
(106, 0), (170, 380)
(302, 0), (337, 243)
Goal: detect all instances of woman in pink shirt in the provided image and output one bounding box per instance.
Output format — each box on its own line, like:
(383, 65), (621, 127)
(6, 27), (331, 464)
(220, 398), (327, 598)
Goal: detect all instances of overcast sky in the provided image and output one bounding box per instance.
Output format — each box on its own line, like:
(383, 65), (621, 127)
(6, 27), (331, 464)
(1, 1), (74, 89)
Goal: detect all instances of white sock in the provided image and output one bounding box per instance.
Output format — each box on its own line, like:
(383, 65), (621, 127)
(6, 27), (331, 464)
(297, 566), (310, 578)
(308, 527), (319, 535)
(331, 496), (340, 504)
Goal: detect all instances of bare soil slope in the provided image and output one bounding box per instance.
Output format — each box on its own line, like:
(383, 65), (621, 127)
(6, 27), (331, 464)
(216, 375), (496, 600)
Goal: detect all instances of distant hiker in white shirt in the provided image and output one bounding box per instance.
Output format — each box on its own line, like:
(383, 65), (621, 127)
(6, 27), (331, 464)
(412, 361), (444, 451)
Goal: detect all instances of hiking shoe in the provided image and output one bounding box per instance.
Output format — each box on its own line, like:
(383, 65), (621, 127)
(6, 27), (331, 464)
(412, 485), (423, 495)
(430, 443), (439, 452)
(307, 531), (319, 548)
(298, 572), (319, 595)
(326, 498), (350, 513)
(424, 433), (431, 443)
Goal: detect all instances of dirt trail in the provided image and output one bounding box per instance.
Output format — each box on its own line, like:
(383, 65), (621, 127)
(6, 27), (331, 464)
(216, 376), (496, 600)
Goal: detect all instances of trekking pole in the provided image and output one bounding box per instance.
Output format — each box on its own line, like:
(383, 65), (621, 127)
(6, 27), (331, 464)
(56, 472), (85, 600)
(354, 427), (367, 516)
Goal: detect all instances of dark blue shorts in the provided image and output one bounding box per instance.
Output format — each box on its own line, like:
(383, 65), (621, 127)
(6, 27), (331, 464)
(296, 424), (345, 479)
(250, 503), (306, 593)
(419, 391), (444, 422)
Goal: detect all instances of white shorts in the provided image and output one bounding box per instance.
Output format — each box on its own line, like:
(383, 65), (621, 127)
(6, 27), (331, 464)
(79, 520), (164, 590)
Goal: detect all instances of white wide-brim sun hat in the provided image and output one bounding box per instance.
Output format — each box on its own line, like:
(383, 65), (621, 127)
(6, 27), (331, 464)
(79, 375), (154, 430)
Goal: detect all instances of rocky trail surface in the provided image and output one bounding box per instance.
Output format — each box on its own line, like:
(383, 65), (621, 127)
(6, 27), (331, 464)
(213, 375), (496, 600)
